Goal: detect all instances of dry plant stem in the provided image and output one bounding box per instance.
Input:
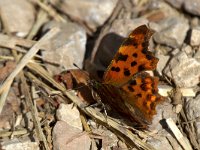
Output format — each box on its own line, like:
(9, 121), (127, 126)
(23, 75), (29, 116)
(158, 85), (195, 97)
(180, 109), (200, 149)
(1, 47), (43, 60)
(0, 27), (60, 114)
(79, 111), (91, 132)
(0, 55), (14, 61)
(27, 9), (49, 39)
(0, 43), (18, 115)
(20, 72), (50, 150)
(26, 72), (66, 104)
(33, 100), (50, 150)
(166, 118), (193, 150)
(0, 80), (12, 114)
(0, 34), (54, 61)
(0, 33), (35, 49)
(0, 129), (28, 137)
(31, 0), (66, 22)
(26, 71), (55, 92)
(26, 62), (155, 150)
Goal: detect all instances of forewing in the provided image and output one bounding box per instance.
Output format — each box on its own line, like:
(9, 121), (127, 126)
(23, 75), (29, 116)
(103, 25), (159, 86)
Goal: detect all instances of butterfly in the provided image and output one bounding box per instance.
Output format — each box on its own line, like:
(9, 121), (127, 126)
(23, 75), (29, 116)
(89, 25), (163, 128)
(57, 25), (163, 129)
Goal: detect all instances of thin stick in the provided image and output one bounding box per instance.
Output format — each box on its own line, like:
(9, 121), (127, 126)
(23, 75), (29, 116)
(31, 0), (66, 22)
(0, 80), (12, 114)
(0, 129), (28, 137)
(158, 85), (195, 97)
(27, 8), (48, 39)
(166, 118), (193, 150)
(0, 33), (35, 49)
(20, 72), (50, 150)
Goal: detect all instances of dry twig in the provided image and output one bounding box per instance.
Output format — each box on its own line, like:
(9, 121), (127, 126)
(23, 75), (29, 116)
(166, 118), (193, 150)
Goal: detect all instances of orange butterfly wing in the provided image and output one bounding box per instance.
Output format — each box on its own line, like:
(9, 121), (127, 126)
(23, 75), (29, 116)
(120, 72), (162, 125)
(103, 25), (158, 87)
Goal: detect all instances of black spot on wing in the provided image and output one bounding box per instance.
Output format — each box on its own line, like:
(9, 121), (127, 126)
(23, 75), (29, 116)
(124, 68), (131, 76)
(141, 49), (155, 60)
(115, 53), (128, 62)
(128, 86), (134, 92)
(132, 53), (138, 58)
(131, 61), (137, 67)
(130, 80), (137, 85)
(111, 66), (120, 72)
(123, 38), (138, 48)
(141, 48), (155, 60)
(140, 83), (148, 91)
(137, 93), (142, 98)
(138, 64), (146, 72)
(141, 49), (148, 54)
(146, 54), (154, 60)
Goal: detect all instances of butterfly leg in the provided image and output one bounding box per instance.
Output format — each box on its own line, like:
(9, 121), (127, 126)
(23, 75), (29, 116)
(90, 90), (108, 122)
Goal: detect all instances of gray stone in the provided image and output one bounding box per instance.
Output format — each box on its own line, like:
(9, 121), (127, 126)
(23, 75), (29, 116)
(165, 0), (184, 8)
(190, 17), (199, 27)
(42, 22), (86, 75)
(56, 103), (83, 131)
(181, 45), (193, 55)
(164, 52), (200, 87)
(186, 95), (200, 120)
(147, 130), (182, 150)
(53, 121), (91, 150)
(166, 0), (200, 16)
(184, 0), (200, 16)
(0, 0), (35, 37)
(153, 18), (189, 48)
(1, 138), (39, 150)
(156, 54), (170, 75)
(147, 0), (182, 20)
(196, 122), (200, 144)
(194, 49), (200, 62)
(171, 48), (180, 56)
(109, 18), (149, 37)
(190, 27), (200, 46)
(92, 129), (119, 149)
(185, 94), (200, 144)
(50, 0), (118, 31)
(155, 44), (173, 55)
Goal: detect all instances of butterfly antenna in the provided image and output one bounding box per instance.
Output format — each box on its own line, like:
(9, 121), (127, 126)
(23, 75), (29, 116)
(73, 63), (81, 69)
(66, 84), (87, 91)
